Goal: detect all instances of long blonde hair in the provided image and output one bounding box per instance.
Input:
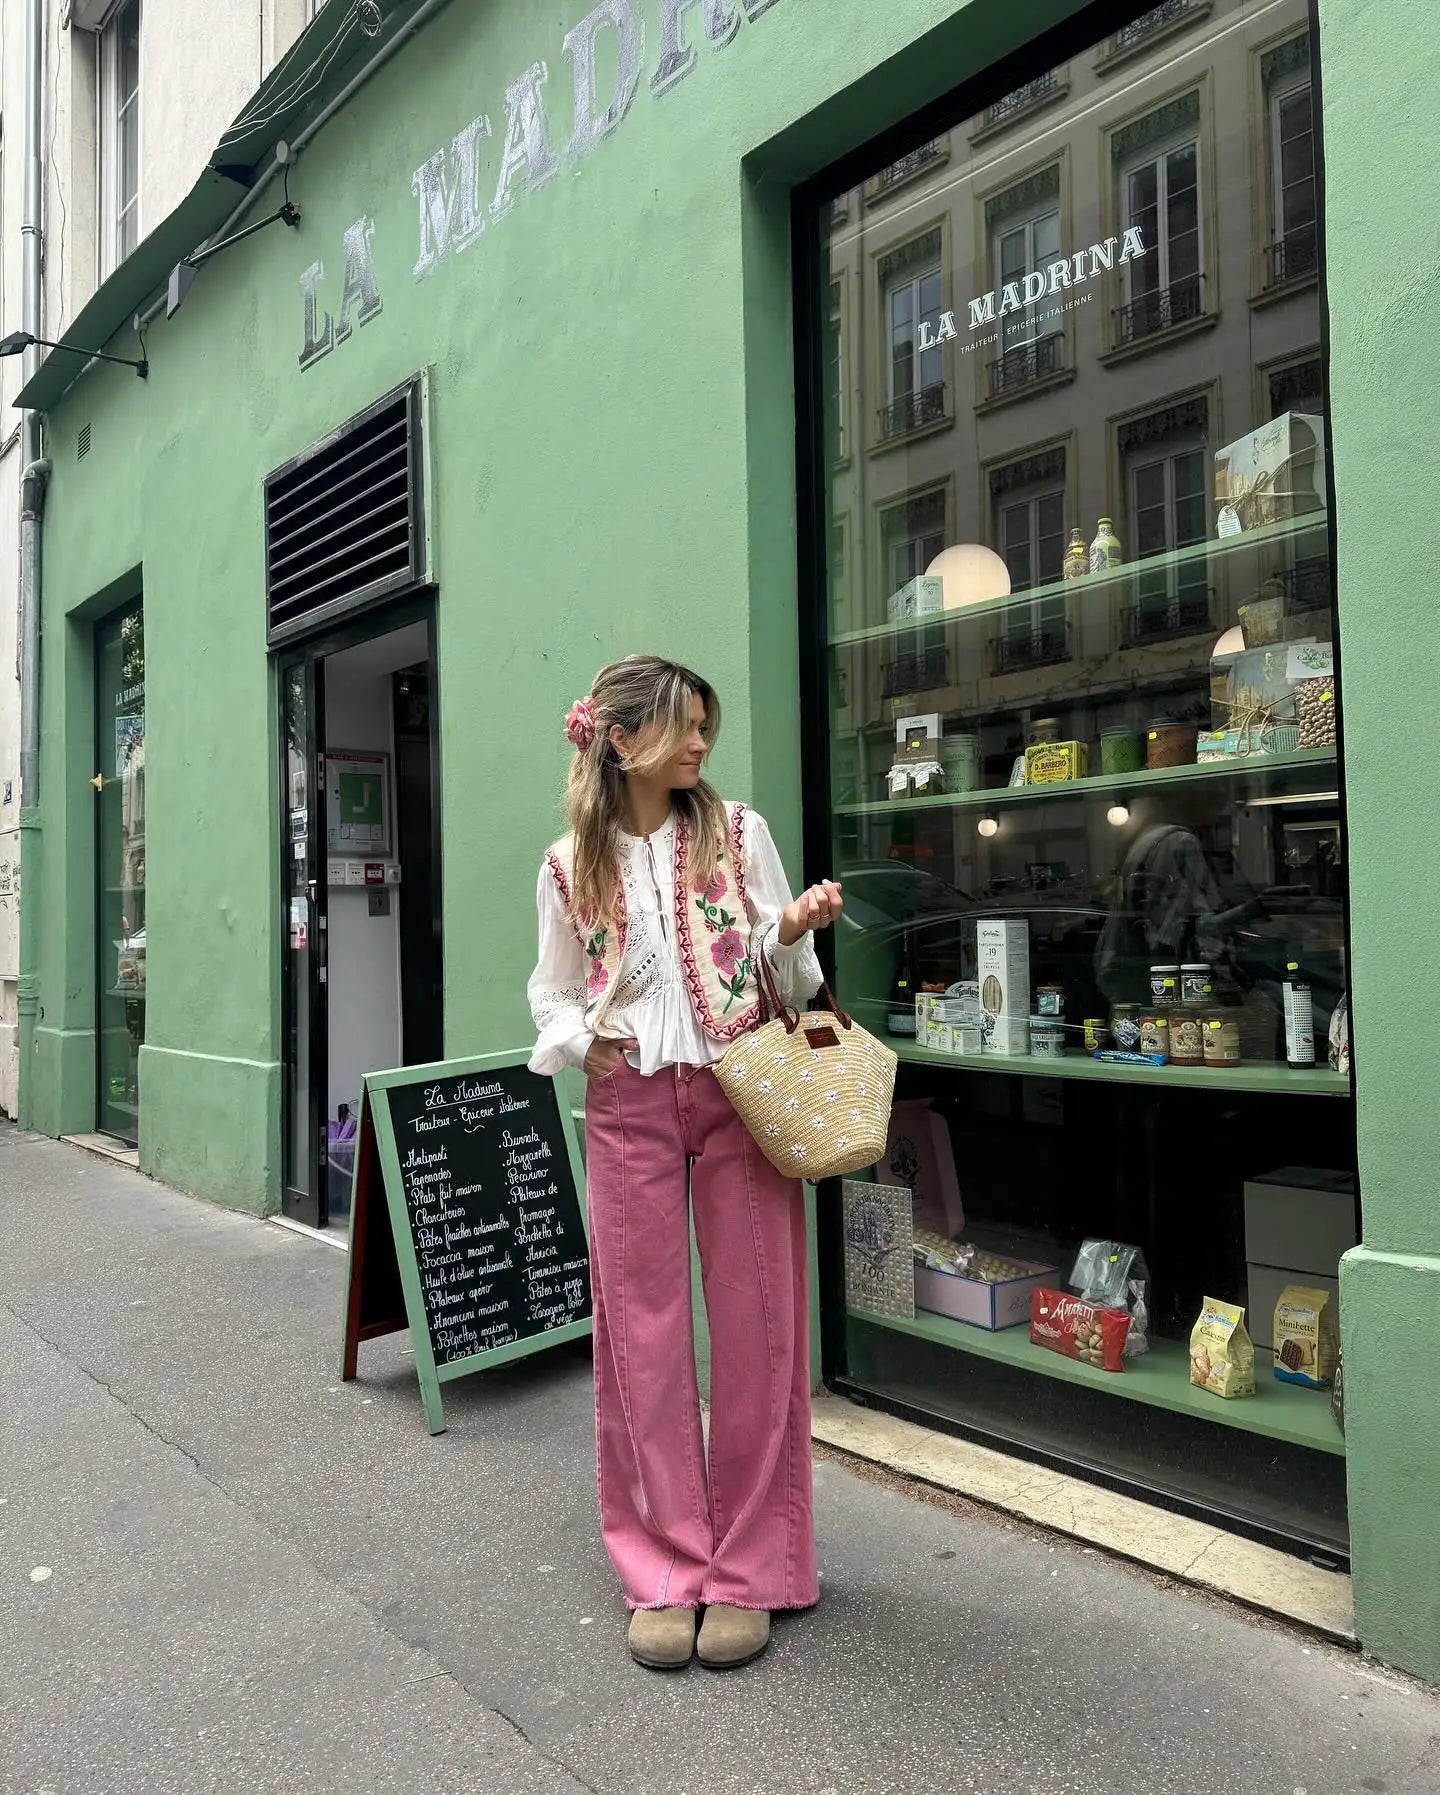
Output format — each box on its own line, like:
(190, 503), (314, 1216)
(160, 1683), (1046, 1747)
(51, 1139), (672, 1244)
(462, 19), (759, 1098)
(566, 655), (728, 927)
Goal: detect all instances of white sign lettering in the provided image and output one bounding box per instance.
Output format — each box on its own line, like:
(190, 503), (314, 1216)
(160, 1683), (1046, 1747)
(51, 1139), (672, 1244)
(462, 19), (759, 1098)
(918, 228), (1148, 352)
(302, 0), (786, 367)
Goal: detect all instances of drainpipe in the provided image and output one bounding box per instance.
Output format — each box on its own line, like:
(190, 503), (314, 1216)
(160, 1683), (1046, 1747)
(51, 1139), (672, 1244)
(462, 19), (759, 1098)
(17, 0), (48, 1122)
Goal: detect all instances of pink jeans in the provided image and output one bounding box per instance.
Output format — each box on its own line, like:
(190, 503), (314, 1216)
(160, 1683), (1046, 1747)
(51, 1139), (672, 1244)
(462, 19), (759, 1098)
(582, 1059), (818, 1612)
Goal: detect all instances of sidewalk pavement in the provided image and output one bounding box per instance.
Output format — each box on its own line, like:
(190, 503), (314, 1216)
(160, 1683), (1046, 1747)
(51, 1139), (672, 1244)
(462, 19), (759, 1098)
(1, 1127), (1437, 1795)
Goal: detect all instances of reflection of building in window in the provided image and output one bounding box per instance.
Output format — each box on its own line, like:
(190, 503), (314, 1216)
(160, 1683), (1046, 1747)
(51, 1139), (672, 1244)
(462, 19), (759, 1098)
(1268, 355), (1323, 420)
(1120, 396), (1211, 638)
(1103, 0), (1208, 64)
(983, 69), (1062, 134)
(879, 233), (945, 439)
(879, 489), (948, 695)
(1264, 37), (1317, 287)
(1114, 93), (1203, 344)
(875, 139), (944, 196)
(824, 282), (845, 459)
(986, 167), (1064, 397)
(991, 448), (1067, 668)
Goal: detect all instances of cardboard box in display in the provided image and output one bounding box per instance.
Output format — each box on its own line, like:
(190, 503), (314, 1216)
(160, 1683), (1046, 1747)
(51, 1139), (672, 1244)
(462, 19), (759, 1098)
(1213, 411), (1328, 530)
(915, 1255), (1061, 1331)
(1243, 1165), (1355, 1352)
(977, 920), (1029, 1055)
(887, 576), (945, 622)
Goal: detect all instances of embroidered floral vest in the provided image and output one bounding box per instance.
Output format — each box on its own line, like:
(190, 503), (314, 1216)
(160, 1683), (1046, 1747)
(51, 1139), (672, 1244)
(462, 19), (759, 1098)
(545, 802), (763, 1044)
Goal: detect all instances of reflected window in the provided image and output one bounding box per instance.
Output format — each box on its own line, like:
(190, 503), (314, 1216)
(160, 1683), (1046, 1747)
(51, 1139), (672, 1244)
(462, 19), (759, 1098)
(1117, 96), (1202, 342)
(880, 234), (945, 438)
(1266, 41), (1317, 285)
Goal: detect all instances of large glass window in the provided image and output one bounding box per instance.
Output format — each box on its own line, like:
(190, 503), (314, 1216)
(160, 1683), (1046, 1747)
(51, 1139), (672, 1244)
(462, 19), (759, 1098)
(96, 603), (145, 1143)
(811, 0), (1353, 1553)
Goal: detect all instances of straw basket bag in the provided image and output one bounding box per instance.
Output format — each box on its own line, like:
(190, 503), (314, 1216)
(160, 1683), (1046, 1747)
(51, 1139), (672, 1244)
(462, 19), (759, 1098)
(714, 953), (897, 1180)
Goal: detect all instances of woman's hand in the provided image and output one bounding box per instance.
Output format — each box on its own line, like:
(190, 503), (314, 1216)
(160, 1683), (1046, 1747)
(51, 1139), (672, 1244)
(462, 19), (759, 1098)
(584, 1035), (639, 1080)
(777, 880), (844, 947)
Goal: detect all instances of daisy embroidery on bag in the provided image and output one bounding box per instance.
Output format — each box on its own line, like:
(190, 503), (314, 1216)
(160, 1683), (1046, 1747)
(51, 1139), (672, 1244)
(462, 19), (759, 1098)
(789, 1145), (807, 1161)
(800, 1068), (815, 1085)
(758, 1079), (773, 1095)
(785, 1097), (800, 1113)
(826, 1091), (839, 1104)
(764, 1123), (780, 1139)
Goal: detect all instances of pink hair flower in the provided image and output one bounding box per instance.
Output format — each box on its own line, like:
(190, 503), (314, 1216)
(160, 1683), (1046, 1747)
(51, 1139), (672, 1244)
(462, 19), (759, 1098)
(565, 696), (598, 752)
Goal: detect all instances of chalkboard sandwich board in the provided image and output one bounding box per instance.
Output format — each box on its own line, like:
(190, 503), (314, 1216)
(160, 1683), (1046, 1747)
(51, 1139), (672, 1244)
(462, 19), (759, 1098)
(341, 1050), (591, 1434)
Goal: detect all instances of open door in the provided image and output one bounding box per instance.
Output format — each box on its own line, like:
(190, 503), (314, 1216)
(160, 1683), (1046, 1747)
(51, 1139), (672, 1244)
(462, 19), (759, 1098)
(280, 655), (327, 1226)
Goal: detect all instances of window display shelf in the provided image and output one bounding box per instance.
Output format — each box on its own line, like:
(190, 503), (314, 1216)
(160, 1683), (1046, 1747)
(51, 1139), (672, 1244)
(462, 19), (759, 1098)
(828, 514), (1329, 651)
(835, 746), (1337, 817)
(847, 1306), (1345, 1457)
(890, 1036), (1350, 1096)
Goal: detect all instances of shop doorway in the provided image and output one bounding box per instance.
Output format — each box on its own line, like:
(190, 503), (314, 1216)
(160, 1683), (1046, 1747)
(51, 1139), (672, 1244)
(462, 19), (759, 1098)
(95, 601), (146, 1146)
(279, 603), (442, 1229)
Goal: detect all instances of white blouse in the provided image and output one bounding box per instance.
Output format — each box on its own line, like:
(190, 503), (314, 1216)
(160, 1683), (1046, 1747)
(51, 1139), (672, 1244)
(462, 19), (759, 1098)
(527, 809), (824, 1077)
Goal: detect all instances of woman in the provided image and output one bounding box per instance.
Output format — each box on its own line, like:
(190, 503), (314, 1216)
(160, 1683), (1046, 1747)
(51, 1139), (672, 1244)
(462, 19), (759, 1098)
(528, 655), (843, 1671)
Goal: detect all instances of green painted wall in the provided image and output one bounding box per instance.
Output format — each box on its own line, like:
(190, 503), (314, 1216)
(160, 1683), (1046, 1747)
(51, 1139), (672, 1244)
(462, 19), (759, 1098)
(23, 0), (1440, 1683)
(1319, 0), (1440, 1686)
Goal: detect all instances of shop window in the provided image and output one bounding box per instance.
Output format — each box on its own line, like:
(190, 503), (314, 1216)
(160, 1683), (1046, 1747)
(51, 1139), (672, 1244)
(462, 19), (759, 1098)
(1264, 41), (1317, 288)
(805, 0), (1353, 1554)
(985, 170), (1065, 398)
(879, 234), (945, 440)
(98, 0), (141, 276)
(1113, 95), (1204, 345)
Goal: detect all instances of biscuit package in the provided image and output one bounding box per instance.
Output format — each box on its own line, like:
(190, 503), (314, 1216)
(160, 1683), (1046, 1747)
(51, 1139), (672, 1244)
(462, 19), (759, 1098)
(1189, 1297), (1255, 1399)
(1273, 1284), (1339, 1388)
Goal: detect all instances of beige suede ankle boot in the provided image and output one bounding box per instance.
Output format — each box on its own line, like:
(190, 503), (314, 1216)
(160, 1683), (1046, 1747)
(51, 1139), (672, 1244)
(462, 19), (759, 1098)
(627, 1606), (697, 1670)
(696, 1605), (771, 1668)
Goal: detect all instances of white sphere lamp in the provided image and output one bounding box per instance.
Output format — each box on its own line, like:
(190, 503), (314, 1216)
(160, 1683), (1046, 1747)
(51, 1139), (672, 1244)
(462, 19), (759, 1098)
(977, 816), (999, 838)
(926, 543), (1012, 611)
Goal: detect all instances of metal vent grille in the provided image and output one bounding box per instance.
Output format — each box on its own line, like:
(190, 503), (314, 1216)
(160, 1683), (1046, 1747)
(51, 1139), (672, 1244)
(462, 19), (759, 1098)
(77, 423), (91, 461)
(264, 378), (424, 647)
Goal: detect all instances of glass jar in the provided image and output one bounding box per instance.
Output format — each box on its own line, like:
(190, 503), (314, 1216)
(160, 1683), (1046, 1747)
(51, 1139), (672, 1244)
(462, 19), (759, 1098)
(1084, 1017), (1112, 1053)
(1035, 984), (1065, 1018)
(1170, 1006), (1204, 1066)
(1149, 964), (1181, 1007)
(1202, 1014), (1242, 1066)
(1181, 962), (1213, 1004)
(1111, 1002), (1143, 1051)
(1138, 1012), (1170, 1060)
(1029, 1017), (1067, 1059)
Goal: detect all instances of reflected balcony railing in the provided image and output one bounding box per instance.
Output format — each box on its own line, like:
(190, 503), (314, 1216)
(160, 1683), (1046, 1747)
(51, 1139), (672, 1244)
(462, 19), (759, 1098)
(988, 331), (1065, 398)
(1106, 0), (1205, 58)
(875, 140), (944, 192)
(1266, 221), (1319, 288)
(879, 381), (947, 440)
(984, 72), (1058, 129)
(1273, 557), (1331, 613)
(1121, 589), (1214, 647)
(1114, 273), (1204, 345)
(991, 622), (1071, 675)
(881, 646), (949, 698)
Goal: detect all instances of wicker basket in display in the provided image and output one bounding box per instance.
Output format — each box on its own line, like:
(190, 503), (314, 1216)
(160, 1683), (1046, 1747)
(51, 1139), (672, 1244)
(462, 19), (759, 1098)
(715, 960), (897, 1180)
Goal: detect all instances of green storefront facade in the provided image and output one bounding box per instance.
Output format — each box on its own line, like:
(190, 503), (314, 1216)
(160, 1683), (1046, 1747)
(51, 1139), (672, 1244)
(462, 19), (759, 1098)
(15, 0), (1440, 1681)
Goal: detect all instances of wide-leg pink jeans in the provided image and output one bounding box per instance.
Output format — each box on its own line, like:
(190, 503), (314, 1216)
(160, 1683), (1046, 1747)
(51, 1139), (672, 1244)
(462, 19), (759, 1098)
(582, 1059), (819, 1613)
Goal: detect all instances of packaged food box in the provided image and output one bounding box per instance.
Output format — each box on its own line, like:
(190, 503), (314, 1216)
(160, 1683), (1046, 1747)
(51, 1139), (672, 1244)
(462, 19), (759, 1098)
(1273, 1283), (1339, 1388)
(887, 577), (945, 622)
(913, 1233), (1060, 1331)
(1023, 741), (1090, 785)
(1213, 411), (1328, 529)
(1189, 1296), (1255, 1398)
(1028, 1288), (1131, 1370)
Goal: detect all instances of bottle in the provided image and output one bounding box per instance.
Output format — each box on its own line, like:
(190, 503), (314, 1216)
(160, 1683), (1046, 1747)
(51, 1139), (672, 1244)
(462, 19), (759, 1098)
(1089, 517), (1122, 574)
(1062, 529), (1089, 581)
(1283, 960), (1316, 1068)
(887, 927), (919, 1038)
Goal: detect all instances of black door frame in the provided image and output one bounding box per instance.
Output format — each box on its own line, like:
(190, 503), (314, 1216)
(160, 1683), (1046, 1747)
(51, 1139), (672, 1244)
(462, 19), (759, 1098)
(275, 591), (442, 1226)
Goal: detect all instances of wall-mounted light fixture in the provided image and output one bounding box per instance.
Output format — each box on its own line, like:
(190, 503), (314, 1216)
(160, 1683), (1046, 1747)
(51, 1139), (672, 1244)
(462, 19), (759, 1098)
(0, 329), (147, 378)
(167, 142), (303, 320)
